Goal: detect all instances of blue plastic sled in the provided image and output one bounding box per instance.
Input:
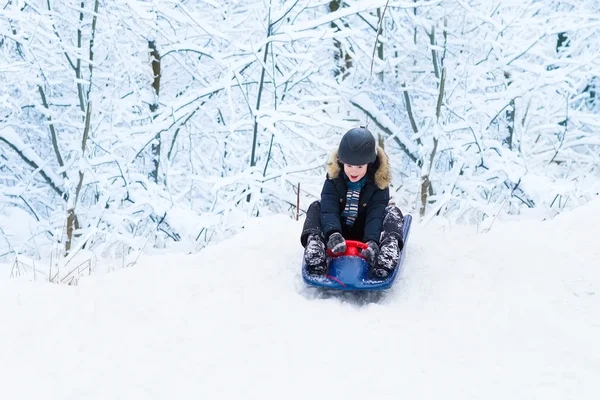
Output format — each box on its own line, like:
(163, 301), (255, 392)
(302, 214), (412, 291)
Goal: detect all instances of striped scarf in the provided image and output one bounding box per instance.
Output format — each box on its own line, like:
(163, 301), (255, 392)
(341, 175), (366, 227)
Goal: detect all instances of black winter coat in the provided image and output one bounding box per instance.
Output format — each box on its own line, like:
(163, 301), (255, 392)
(320, 146), (392, 244)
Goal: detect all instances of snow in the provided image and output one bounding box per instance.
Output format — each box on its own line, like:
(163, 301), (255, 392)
(1, 200), (599, 399)
(0, 206), (38, 253)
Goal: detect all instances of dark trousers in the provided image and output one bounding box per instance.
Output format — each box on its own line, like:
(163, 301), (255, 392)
(300, 200), (404, 250)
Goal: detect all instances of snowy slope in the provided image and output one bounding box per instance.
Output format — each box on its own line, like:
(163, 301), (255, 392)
(1, 201), (600, 400)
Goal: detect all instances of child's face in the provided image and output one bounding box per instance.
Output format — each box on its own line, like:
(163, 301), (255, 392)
(344, 164), (368, 182)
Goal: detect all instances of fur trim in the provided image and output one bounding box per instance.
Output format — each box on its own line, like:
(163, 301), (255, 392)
(326, 145), (391, 189)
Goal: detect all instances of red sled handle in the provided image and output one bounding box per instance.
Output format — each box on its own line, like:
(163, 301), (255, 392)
(327, 239), (368, 259)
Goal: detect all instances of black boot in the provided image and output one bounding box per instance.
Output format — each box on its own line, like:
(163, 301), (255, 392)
(304, 234), (327, 275)
(381, 204), (404, 251)
(371, 237), (399, 280)
(370, 204), (404, 280)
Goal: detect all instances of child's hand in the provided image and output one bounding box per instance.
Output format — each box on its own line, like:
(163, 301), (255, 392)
(327, 232), (346, 254)
(361, 241), (380, 266)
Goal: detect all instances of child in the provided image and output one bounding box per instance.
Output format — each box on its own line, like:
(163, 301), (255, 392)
(300, 127), (405, 280)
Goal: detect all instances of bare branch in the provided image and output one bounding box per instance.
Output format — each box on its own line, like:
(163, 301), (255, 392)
(37, 85), (66, 179)
(369, 1), (389, 78)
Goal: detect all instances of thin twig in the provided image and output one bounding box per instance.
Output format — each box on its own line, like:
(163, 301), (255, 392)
(369, 0), (390, 77)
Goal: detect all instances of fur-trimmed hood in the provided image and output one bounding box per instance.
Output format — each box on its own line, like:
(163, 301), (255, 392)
(326, 145), (391, 190)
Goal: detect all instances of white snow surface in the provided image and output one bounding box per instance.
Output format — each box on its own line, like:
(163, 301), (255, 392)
(2, 201), (600, 399)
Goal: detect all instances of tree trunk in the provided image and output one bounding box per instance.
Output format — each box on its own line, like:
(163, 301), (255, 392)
(329, 1), (352, 79)
(376, 7), (385, 82)
(504, 71), (515, 150)
(420, 67), (446, 217)
(65, 102), (92, 254)
(149, 40), (162, 184)
(65, 0), (99, 254)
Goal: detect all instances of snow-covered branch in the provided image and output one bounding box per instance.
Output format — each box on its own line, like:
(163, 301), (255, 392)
(350, 93), (419, 163)
(0, 127), (65, 199)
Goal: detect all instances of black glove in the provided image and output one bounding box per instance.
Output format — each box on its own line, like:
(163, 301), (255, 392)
(361, 240), (379, 267)
(327, 232), (346, 254)
(371, 267), (389, 280)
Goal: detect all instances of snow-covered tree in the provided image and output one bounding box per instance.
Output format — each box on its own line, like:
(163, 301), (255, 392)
(1, 0), (599, 272)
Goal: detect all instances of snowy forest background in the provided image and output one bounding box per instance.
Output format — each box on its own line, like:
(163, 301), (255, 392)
(1, 0), (600, 277)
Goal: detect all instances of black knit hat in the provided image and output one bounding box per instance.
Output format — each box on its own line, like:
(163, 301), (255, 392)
(337, 127), (377, 165)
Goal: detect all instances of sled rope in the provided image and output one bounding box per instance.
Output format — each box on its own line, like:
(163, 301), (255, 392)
(327, 275), (346, 288)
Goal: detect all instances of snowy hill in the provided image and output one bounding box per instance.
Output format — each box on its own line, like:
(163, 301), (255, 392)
(1, 202), (600, 400)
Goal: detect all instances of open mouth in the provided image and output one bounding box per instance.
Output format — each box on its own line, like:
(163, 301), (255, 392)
(350, 175), (359, 179)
